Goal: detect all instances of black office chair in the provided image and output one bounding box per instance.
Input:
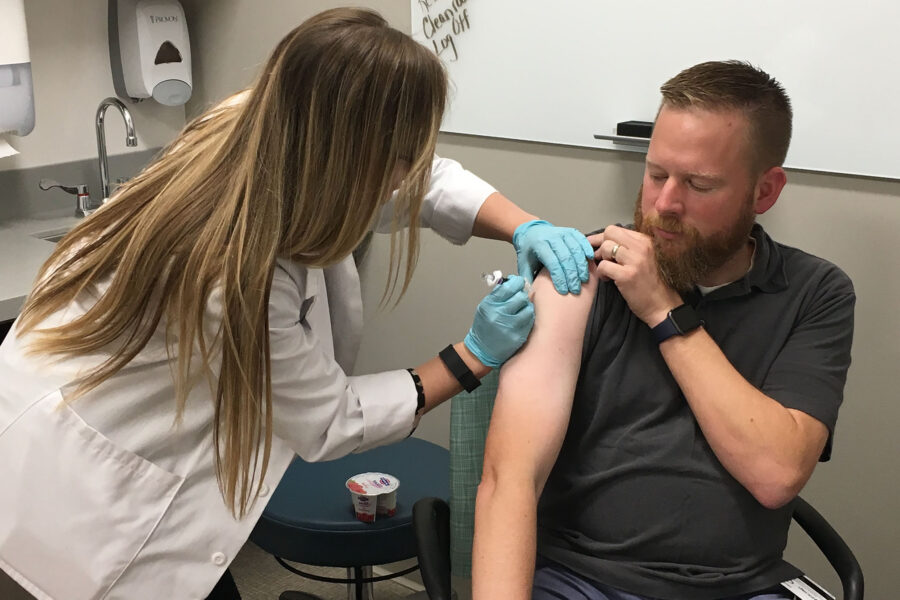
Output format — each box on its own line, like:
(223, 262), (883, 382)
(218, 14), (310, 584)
(413, 495), (864, 600)
(790, 496), (864, 600)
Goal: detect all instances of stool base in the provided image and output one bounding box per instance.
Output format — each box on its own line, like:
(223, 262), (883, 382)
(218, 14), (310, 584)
(277, 566), (375, 600)
(279, 592), (323, 600)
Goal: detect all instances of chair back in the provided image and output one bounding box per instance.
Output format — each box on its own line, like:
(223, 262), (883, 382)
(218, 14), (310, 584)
(447, 370), (498, 577)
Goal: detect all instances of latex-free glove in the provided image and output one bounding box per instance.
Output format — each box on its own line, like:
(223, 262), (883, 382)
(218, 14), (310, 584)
(464, 275), (535, 368)
(513, 219), (594, 294)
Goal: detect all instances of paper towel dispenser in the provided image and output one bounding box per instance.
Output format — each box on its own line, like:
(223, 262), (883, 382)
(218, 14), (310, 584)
(0, 0), (35, 136)
(109, 0), (192, 106)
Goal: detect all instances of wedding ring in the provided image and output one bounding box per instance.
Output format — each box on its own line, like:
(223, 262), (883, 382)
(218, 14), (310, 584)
(611, 244), (621, 260)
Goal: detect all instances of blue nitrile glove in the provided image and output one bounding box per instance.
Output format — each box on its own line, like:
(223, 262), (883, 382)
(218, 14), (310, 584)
(464, 275), (535, 368)
(513, 219), (595, 294)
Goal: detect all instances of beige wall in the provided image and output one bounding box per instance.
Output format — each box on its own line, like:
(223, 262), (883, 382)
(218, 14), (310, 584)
(1, 0), (184, 172)
(185, 1), (899, 597)
(182, 0), (411, 113)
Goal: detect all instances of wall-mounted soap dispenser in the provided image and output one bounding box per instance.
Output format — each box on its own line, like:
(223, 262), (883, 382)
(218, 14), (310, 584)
(109, 0), (192, 106)
(0, 0), (35, 136)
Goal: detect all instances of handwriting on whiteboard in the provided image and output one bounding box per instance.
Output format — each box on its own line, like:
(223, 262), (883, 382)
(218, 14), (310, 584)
(416, 0), (471, 61)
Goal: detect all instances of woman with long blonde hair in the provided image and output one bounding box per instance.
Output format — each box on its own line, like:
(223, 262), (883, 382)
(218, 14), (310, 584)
(0, 7), (593, 600)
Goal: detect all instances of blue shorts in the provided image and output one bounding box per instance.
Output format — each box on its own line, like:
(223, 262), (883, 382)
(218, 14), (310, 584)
(532, 558), (793, 600)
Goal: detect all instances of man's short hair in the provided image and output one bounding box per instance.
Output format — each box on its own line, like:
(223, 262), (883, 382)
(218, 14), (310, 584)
(660, 60), (792, 173)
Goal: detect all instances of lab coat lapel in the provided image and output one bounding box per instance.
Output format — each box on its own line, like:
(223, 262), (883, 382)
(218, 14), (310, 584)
(323, 256), (363, 374)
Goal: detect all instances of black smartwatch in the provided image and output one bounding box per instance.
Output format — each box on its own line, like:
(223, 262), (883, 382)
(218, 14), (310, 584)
(651, 304), (702, 344)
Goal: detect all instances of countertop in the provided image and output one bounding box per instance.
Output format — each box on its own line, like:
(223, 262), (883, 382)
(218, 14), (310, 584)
(0, 210), (80, 322)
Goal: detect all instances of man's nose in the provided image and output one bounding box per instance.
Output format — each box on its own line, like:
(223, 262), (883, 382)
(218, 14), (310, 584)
(655, 179), (684, 215)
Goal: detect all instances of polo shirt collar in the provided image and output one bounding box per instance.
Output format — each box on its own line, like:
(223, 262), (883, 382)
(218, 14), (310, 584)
(687, 223), (788, 304)
(745, 223), (788, 293)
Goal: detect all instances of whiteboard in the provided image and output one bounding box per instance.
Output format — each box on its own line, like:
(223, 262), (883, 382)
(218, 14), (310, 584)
(411, 1), (900, 180)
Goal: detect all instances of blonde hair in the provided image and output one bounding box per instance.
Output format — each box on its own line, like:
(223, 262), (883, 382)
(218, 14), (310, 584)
(659, 60), (792, 173)
(17, 7), (447, 517)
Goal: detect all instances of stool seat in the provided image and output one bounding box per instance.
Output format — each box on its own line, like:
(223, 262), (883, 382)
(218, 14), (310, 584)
(251, 437), (450, 568)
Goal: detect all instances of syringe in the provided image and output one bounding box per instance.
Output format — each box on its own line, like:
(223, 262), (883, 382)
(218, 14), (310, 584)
(481, 270), (532, 293)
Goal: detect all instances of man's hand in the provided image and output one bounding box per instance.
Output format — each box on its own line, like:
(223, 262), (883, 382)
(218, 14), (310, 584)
(588, 224), (682, 327)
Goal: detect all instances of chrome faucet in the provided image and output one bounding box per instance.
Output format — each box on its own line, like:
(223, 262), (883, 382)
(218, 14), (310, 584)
(39, 179), (94, 218)
(96, 97), (137, 201)
(38, 98), (138, 218)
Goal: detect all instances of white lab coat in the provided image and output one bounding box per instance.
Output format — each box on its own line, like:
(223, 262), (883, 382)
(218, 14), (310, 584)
(0, 157), (495, 600)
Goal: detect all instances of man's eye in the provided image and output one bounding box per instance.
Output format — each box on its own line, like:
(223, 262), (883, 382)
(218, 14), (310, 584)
(689, 181), (712, 192)
(650, 174), (667, 182)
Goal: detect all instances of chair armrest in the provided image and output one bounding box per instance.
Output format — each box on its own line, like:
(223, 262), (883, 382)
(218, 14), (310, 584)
(414, 497), (453, 600)
(792, 496), (864, 600)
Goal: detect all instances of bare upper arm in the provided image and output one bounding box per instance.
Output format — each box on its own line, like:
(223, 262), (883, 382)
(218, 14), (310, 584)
(481, 266), (599, 493)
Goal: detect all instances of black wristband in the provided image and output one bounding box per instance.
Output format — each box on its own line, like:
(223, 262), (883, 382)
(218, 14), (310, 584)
(406, 368), (426, 416)
(438, 344), (482, 393)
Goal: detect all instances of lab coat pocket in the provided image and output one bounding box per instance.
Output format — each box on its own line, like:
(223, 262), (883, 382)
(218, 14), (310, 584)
(0, 390), (183, 600)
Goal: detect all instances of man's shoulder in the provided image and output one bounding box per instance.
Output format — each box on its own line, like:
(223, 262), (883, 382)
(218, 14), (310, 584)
(774, 240), (855, 296)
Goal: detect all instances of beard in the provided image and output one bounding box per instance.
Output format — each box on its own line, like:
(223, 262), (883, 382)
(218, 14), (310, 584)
(633, 185), (756, 292)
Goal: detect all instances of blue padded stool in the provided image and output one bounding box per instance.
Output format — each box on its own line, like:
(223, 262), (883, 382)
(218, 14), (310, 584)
(250, 437), (449, 600)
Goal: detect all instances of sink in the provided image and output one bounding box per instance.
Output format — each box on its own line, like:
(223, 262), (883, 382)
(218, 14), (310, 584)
(31, 228), (70, 243)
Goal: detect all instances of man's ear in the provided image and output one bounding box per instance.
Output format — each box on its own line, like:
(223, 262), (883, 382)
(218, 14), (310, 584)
(754, 166), (786, 215)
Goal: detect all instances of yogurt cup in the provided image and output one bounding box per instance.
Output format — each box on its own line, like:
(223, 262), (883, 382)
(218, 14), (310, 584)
(346, 472), (400, 523)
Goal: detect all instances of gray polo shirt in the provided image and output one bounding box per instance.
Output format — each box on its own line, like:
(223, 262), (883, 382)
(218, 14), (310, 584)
(536, 224), (855, 600)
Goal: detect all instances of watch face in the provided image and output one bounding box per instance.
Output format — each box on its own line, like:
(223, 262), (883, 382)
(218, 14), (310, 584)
(671, 304), (701, 334)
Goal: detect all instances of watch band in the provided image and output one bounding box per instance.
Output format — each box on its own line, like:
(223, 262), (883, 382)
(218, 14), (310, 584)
(651, 317), (681, 344)
(438, 344), (482, 393)
(651, 304), (701, 344)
